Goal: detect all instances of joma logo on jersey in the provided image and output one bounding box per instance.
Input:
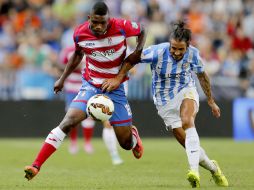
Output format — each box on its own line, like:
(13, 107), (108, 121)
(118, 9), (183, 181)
(85, 42), (95, 46)
(92, 49), (115, 57)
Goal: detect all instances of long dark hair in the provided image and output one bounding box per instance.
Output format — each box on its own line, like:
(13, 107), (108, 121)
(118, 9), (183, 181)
(170, 21), (191, 46)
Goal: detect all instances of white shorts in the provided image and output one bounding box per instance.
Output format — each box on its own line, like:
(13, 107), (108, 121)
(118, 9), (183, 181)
(156, 87), (199, 130)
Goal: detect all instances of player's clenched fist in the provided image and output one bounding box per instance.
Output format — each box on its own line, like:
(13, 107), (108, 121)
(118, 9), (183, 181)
(54, 79), (64, 94)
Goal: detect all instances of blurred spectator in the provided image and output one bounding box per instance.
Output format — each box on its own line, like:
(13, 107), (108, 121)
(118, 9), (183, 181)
(39, 5), (62, 51)
(52, 0), (75, 28)
(231, 26), (253, 53)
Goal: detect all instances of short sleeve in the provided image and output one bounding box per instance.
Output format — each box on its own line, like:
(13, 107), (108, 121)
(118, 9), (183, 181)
(140, 46), (153, 65)
(117, 19), (141, 37)
(73, 26), (82, 51)
(191, 50), (205, 73)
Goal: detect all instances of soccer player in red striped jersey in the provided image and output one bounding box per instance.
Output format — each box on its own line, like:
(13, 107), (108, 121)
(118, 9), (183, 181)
(24, 1), (146, 180)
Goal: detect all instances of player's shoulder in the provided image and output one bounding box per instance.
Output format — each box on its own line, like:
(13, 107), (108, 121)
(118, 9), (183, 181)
(188, 45), (200, 55)
(158, 42), (170, 49)
(110, 17), (140, 29)
(111, 17), (130, 25)
(147, 42), (169, 51)
(187, 45), (202, 63)
(73, 21), (89, 36)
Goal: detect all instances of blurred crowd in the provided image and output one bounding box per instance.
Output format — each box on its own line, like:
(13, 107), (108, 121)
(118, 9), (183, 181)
(0, 0), (254, 101)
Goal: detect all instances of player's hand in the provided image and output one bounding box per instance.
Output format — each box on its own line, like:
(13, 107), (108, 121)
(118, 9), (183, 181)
(101, 78), (121, 92)
(208, 101), (220, 118)
(54, 78), (64, 94)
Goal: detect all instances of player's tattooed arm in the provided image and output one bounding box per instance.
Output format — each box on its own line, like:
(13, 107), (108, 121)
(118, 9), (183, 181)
(197, 72), (214, 105)
(197, 71), (221, 118)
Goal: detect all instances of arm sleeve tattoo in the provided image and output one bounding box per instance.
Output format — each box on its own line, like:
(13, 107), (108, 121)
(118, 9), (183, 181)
(197, 72), (214, 103)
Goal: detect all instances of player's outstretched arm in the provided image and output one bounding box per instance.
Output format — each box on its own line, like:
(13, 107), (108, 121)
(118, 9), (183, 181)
(54, 50), (84, 94)
(101, 25), (147, 92)
(127, 24), (147, 64)
(197, 72), (221, 118)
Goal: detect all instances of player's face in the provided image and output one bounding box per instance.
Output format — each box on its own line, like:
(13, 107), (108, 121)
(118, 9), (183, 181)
(169, 39), (188, 61)
(89, 13), (109, 36)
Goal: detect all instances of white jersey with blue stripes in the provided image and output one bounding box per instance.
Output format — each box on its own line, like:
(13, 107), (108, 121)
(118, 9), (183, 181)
(140, 42), (205, 106)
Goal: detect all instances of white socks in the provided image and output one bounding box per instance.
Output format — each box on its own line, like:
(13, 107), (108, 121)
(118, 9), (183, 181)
(199, 147), (217, 172)
(185, 127), (200, 174)
(45, 127), (66, 149)
(102, 127), (119, 157)
(185, 127), (217, 173)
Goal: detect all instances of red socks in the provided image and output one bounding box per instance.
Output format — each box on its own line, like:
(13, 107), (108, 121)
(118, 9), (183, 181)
(32, 143), (56, 169)
(82, 127), (93, 143)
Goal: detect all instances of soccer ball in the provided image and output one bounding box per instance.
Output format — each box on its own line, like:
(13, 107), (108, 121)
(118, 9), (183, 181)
(86, 94), (114, 122)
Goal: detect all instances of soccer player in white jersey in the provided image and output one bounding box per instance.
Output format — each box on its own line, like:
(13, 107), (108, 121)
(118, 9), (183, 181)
(24, 1), (146, 180)
(103, 21), (229, 188)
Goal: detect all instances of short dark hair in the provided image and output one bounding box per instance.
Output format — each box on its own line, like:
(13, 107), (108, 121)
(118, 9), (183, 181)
(91, 1), (109, 15)
(170, 21), (191, 46)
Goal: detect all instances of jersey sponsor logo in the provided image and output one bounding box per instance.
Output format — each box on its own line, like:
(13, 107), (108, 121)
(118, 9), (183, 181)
(78, 36), (125, 48)
(84, 42), (95, 47)
(91, 49), (115, 57)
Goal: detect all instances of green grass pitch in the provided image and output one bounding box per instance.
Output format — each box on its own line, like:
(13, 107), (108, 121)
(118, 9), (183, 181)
(0, 138), (253, 190)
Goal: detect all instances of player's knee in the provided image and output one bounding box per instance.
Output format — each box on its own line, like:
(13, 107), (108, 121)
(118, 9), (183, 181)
(59, 117), (79, 133)
(181, 116), (194, 129)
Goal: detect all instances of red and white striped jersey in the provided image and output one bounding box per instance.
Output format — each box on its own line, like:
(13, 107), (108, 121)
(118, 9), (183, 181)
(60, 46), (83, 93)
(73, 18), (141, 87)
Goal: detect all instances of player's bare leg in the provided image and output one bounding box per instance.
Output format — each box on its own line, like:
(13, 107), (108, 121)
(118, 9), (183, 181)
(180, 99), (200, 187)
(102, 121), (123, 165)
(24, 108), (86, 180)
(177, 99), (228, 187)
(173, 127), (216, 170)
(114, 125), (143, 159)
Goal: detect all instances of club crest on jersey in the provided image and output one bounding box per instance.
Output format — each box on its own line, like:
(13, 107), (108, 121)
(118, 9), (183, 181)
(108, 37), (113, 45)
(183, 62), (190, 69)
(131, 22), (138, 29)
